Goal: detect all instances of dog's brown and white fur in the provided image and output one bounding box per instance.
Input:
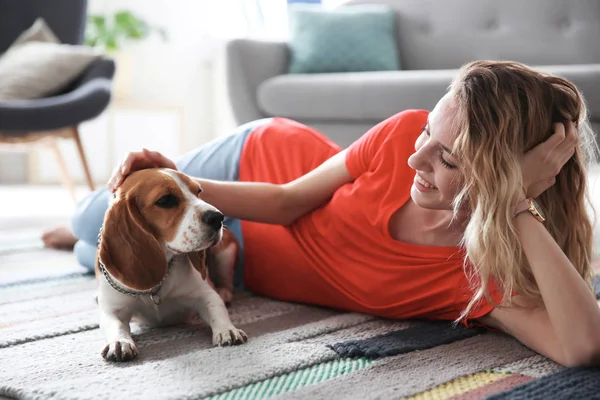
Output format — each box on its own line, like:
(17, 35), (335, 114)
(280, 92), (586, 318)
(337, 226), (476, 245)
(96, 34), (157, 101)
(95, 168), (247, 362)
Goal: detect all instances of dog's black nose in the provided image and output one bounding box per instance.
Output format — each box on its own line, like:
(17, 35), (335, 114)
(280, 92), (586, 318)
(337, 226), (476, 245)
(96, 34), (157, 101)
(202, 211), (224, 228)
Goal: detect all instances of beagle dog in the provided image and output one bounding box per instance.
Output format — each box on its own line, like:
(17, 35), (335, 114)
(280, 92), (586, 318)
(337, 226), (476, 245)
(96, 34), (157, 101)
(95, 168), (247, 362)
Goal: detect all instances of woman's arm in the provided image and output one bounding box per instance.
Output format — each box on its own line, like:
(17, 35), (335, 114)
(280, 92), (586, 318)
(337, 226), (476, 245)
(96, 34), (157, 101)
(196, 150), (354, 225)
(108, 148), (354, 226)
(478, 212), (600, 367)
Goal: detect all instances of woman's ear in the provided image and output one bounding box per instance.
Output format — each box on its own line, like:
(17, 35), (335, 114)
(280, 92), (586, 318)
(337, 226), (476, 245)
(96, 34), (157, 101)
(98, 194), (167, 291)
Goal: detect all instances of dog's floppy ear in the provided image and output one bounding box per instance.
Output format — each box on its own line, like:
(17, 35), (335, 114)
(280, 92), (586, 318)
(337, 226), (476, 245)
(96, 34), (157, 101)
(188, 251), (208, 280)
(98, 195), (167, 291)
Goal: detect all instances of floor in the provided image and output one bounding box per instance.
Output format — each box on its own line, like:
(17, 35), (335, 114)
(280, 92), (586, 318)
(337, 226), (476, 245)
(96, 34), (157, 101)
(0, 184), (93, 284)
(0, 184), (92, 247)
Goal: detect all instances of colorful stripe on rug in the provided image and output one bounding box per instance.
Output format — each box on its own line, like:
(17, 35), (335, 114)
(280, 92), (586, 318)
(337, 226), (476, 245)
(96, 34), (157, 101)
(484, 367), (600, 400)
(328, 321), (487, 359)
(208, 357), (373, 400)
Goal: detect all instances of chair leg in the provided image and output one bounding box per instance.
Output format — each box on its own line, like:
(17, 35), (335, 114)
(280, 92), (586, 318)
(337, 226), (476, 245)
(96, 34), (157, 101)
(71, 126), (95, 191)
(49, 139), (77, 203)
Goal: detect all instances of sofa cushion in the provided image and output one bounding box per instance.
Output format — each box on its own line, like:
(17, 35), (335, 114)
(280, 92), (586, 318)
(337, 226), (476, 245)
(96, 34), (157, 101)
(287, 4), (399, 74)
(259, 69), (456, 122)
(258, 64), (600, 122)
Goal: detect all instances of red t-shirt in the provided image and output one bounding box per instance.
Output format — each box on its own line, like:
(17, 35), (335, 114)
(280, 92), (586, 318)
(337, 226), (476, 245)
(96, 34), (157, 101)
(238, 110), (500, 325)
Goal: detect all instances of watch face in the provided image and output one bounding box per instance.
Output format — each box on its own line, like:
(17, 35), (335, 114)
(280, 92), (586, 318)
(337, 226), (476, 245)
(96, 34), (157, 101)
(531, 199), (545, 220)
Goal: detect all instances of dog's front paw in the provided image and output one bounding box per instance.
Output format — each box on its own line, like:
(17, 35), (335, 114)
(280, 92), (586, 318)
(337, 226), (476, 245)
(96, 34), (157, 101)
(212, 327), (248, 346)
(101, 340), (139, 362)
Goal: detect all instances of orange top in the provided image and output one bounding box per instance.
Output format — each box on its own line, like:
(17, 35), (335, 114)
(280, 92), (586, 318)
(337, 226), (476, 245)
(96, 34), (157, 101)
(238, 110), (500, 325)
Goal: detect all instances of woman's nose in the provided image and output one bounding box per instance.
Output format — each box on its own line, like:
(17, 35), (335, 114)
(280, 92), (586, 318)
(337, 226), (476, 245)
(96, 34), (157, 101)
(408, 147), (432, 172)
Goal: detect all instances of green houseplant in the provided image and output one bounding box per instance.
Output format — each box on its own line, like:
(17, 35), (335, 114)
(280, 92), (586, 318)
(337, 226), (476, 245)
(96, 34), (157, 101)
(85, 10), (167, 101)
(85, 10), (167, 54)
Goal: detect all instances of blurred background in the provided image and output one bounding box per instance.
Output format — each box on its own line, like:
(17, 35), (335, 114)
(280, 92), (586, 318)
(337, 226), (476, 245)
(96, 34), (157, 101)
(0, 0), (343, 190)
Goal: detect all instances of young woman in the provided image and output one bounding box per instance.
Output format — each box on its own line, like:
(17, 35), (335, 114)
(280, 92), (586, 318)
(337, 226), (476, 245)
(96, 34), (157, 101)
(44, 60), (600, 367)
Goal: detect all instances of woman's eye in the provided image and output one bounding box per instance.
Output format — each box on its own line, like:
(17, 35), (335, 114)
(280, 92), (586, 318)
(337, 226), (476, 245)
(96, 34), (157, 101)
(439, 154), (457, 170)
(155, 194), (178, 208)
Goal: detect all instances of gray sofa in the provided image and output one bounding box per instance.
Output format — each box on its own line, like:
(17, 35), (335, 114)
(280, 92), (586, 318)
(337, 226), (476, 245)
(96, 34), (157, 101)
(226, 0), (600, 148)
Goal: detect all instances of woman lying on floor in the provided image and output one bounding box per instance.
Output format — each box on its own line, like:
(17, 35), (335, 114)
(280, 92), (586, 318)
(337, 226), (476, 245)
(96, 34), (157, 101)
(44, 60), (600, 367)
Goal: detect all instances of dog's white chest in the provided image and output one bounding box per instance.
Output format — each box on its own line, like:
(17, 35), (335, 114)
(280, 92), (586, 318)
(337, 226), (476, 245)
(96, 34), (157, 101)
(135, 257), (208, 326)
(98, 256), (200, 325)
(132, 296), (191, 327)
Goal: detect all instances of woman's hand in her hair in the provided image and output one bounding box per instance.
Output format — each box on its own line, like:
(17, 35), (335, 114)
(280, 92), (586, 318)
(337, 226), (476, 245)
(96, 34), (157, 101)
(108, 149), (178, 193)
(522, 121), (577, 198)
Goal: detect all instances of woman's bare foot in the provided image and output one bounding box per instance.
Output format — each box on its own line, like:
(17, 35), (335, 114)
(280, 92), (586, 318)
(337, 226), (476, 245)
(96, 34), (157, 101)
(42, 226), (77, 250)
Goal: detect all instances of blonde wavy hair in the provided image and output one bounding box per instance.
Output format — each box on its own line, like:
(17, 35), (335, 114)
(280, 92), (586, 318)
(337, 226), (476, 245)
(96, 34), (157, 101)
(448, 60), (599, 321)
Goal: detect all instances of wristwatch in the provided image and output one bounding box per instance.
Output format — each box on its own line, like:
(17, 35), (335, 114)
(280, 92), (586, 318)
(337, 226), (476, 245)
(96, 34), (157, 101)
(513, 198), (545, 222)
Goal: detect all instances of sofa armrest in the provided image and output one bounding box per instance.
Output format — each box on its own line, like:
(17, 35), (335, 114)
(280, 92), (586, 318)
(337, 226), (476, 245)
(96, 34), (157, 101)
(226, 38), (289, 124)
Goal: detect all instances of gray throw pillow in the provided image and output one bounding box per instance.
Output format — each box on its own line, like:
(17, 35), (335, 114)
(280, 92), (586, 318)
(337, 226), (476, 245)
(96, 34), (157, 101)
(11, 18), (60, 46)
(0, 18), (101, 101)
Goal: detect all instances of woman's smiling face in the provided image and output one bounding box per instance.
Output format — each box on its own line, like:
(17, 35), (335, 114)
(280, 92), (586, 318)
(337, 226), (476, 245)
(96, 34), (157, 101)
(407, 93), (463, 210)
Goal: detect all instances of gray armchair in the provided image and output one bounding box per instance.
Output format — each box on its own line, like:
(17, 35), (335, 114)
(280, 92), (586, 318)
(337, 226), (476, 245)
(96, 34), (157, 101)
(0, 0), (114, 199)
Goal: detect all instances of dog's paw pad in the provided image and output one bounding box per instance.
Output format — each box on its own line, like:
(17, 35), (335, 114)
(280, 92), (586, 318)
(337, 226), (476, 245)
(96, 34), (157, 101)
(101, 340), (139, 362)
(213, 327), (248, 346)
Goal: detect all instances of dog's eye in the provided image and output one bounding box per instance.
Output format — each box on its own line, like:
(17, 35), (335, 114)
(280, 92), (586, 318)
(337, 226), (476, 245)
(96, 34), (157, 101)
(197, 187), (203, 196)
(155, 194), (178, 208)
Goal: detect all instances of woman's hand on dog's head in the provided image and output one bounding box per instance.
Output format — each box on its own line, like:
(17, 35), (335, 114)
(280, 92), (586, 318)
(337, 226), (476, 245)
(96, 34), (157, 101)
(108, 149), (178, 193)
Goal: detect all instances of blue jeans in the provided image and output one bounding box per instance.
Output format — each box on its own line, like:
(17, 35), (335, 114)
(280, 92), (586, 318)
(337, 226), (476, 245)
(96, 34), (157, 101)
(71, 118), (272, 288)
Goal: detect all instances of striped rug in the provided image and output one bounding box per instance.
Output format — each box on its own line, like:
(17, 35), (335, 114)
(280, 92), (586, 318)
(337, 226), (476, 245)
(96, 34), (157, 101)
(2, 258), (600, 399)
(0, 216), (88, 287)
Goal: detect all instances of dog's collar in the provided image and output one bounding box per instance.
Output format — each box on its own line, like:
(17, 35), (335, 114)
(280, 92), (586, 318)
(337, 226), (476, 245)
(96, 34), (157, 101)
(96, 226), (174, 305)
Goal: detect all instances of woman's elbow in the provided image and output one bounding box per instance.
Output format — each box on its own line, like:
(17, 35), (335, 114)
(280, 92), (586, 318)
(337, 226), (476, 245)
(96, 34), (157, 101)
(561, 342), (600, 367)
(277, 189), (311, 226)
(266, 186), (299, 226)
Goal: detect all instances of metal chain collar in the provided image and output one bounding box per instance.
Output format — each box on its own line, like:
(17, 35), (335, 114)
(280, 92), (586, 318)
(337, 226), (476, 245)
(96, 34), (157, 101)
(96, 226), (174, 305)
